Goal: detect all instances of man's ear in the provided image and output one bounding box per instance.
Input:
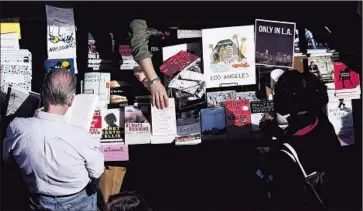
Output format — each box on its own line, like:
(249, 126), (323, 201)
(68, 94), (75, 107)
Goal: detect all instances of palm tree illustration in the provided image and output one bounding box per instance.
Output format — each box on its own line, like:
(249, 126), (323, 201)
(232, 34), (242, 62)
(239, 37), (247, 59)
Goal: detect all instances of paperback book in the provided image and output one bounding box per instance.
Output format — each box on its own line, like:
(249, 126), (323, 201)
(124, 104), (151, 145)
(200, 107), (227, 138)
(225, 99), (251, 138)
(207, 90), (236, 107)
(175, 109), (201, 145)
(83, 72), (111, 108)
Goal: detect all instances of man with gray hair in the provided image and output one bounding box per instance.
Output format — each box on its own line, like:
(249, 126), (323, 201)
(3, 69), (104, 211)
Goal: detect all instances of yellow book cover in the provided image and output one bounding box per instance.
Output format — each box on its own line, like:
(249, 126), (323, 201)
(1, 22), (21, 39)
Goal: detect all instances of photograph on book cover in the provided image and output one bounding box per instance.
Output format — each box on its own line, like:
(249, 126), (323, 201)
(308, 53), (334, 83)
(46, 5), (76, 59)
(202, 25), (256, 88)
(201, 107), (227, 136)
(255, 19), (296, 68)
(101, 109), (123, 141)
(44, 58), (75, 74)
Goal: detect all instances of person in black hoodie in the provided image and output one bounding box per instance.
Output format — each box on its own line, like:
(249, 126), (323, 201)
(259, 70), (341, 210)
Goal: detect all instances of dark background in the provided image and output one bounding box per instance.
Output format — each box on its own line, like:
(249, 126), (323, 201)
(1, 1), (362, 211)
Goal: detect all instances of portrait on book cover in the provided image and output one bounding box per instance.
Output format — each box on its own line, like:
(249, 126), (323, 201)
(202, 25), (256, 88)
(101, 109), (122, 140)
(255, 19), (296, 68)
(308, 53), (334, 83)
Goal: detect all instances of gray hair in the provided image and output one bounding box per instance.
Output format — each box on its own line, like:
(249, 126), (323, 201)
(41, 69), (76, 107)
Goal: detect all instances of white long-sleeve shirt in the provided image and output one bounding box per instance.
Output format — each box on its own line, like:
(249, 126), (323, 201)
(3, 111), (104, 196)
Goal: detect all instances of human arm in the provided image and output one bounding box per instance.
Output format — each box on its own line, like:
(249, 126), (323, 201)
(129, 19), (168, 109)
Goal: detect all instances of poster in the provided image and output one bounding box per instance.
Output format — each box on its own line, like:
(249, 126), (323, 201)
(45, 5), (77, 60)
(255, 19), (296, 68)
(202, 25), (256, 88)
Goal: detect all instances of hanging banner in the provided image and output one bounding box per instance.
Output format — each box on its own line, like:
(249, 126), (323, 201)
(46, 5), (77, 60)
(202, 25), (256, 88)
(255, 19), (296, 68)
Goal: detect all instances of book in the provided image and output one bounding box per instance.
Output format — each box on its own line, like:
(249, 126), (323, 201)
(124, 104), (151, 145)
(64, 94), (99, 131)
(255, 19), (296, 68)
(110, 80), (129, 106)
(307, 53), (334, 83)
(326, 96), (355, 146)
(0, 32), (19, 50)
(101, 108), (125, 143)
(44, 58), (75, 74)
(159, 50), (199, 78)
(333, 62), (361, 99)
(0, 49), (32, 94)
(200, 107), (227, 138)
(225, 99), (251, 138)
(83, 72), (111, 108)
(87, 33), (113, 71)
(89, 108), (104, 139)
(119, 45), (139, 70)
(150, 98), (177, 144)
(234, 91), (258, 101)
(202, 25), (256, 88)
(250, 100), (274, 132)
(207, 90), (236, 107)
(5, 85), (41, 118)
(175, 109), (201, 145)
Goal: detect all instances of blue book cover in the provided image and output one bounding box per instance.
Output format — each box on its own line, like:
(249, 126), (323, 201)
(44, 58), (75, 74)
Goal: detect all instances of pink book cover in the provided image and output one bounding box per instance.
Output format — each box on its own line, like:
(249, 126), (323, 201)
(159, 50), (199, 77)
(100, 143), (129, 162)
(334, 62), (360, 90)
(119, 45), (132, 56)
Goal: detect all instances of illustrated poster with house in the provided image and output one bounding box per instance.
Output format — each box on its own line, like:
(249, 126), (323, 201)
(255, 19), (296, 68)
(202, 25), (256, 88)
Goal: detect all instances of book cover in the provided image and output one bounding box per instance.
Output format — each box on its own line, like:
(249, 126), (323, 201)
(305, 28), (327, 53)
(162, 42), (202, 62)
(0, 49), (32, 94)
(150, 98), (177, 144)
(202, 25), (256, 88)
(44, 58), (75, 74)
(250, 100), (274, 132)
(235, 91), (258, 101)
(89, 108), (103, 139)
(207, 90), (236, 107)
(225, 99), (251, 138)
(308, 53), (334, 82)
(124, 104), (151, 145)
(83, 72), (111, 108)
(101, 108), (124, 143)
(333, 62), (361, 92)
(255, 19), (296, 68)
(5, 85), (41, 118)
(175, 109), (201, 145)
(87, 33), (113, 71)
(119, 44), (140, 70)
(326, 97), (355, 146)
(110, 80), (129, 106)
(159, 50), (199, 77)
(200, 107), (227, 137)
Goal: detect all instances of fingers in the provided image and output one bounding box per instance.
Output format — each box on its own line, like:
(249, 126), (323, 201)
(152, 93), (156, 108)
(155, 93), (161, 109)
(163, 94), (169, 108)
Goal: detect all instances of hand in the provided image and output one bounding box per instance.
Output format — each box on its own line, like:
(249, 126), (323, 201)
(150, 81), (168, 109)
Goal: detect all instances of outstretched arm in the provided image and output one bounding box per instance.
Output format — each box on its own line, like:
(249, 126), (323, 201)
(130, 19), (168, 109)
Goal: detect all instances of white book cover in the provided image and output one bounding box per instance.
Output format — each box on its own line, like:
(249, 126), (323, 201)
(0, 33), (20, 50)
(150, 98), (177, 144)
(83, 72), (110, 108)
(202, 25), (256, 88)
(124, 104), (151, 145)
(64, 94), (99, 131)
(327, 97), (355, 146)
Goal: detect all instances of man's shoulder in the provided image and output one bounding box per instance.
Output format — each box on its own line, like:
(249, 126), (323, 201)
(9, 117), (39, 134)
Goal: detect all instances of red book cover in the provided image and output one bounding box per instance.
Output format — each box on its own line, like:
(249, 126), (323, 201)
(119, 45), (132, 56)
(89, 109), (102, 138)
(334, 62), (360, 90)
(225, 99), (251, 138)
(159, 50), (199, 77)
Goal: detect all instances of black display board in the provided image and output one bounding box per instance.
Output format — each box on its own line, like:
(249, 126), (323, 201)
(1, 2), (362, 211)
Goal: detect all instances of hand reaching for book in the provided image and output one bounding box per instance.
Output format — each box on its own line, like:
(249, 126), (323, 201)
(150, 81), (168, 110)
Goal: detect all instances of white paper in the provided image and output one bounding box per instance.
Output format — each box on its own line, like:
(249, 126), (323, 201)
(179, 70), (204, 82)
(177, 29), (202, 39)
(64, 94), (99, 130)
(46, 5), (77, 60)
(150, 98), (177, 144)
(0, 33), (20, 49)
(202, 25), (256, 88)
